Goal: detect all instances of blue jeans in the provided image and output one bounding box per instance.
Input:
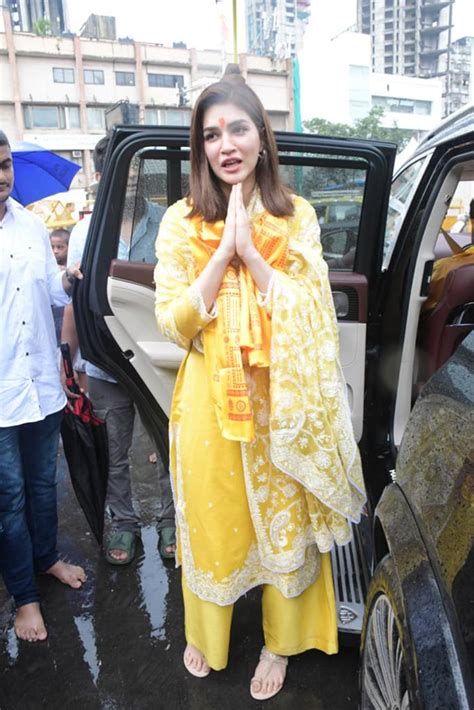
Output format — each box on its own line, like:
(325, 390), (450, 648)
(0, 409), (63, 608)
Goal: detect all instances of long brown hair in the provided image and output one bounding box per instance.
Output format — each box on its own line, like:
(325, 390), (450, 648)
(188, 65), (293, 222)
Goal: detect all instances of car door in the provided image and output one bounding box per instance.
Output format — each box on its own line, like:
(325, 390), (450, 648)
(75, 125), (395, 477)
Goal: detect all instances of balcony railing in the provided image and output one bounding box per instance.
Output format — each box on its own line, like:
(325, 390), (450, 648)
(421, 1), (452, 12)
(421, 23), (451, 34)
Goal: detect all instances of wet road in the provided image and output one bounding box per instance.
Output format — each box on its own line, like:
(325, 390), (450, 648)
(0, 422), (360, 710)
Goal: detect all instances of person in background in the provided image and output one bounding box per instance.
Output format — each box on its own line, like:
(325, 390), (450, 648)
(50, 228), (70, 269)
(62, 135), (176, 565)
(0, 129), (86, 643)
(50, 228), (70, 348)
(154, 66), (366, 700)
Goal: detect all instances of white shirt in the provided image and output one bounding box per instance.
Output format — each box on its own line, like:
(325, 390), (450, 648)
(0, 198), (70, 427)
(67, 212), (91, 267)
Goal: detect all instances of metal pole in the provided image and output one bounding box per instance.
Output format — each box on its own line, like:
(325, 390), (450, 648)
(445, 0), (453, 116)
(233, 0), (238, 63)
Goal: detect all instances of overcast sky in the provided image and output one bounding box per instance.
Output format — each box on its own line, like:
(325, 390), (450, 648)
(66, 0), (472, 49)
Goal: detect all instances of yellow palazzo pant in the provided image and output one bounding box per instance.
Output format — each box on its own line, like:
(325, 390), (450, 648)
(182, 553), (338, 671)
(171, 349), (339, 671)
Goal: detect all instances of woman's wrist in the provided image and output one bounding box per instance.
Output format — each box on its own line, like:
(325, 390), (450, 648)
(240, 246), (260, 266)
(214, 246), (235, 265)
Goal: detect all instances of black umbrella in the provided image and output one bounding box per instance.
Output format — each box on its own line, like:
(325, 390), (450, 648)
(60, 344), (109, 544)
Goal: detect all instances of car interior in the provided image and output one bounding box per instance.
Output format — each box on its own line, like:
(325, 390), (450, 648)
(389, 159), (474, 446)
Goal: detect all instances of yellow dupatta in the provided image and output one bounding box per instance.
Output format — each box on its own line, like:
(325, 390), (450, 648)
(188, 211), (288, 442)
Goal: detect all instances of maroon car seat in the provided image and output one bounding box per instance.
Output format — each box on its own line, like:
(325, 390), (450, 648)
(421, 262), (474, 380)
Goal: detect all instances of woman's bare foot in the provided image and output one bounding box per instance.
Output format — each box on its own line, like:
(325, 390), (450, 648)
(45, 560), (87, 588)
(183, 643), (211, 678)
(250, 647), (288, 700)
(15, 602), (47, 642)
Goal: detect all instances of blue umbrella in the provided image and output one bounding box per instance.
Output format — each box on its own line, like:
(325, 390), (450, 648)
(10, 141), (81, 206)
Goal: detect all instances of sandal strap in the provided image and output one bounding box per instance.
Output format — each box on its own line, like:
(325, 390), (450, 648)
(107, 530), (136, 552)
(260, 646), (288, 666)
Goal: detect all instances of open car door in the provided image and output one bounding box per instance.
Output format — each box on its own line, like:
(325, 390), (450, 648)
(74, 126), (396, 633)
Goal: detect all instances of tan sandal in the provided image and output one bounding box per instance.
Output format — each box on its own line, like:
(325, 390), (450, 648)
(183, 644), (211, 678)
(250, 646), (288, 701)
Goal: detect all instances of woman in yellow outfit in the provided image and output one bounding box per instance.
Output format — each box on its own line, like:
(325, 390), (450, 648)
(154, 65), (366, 701)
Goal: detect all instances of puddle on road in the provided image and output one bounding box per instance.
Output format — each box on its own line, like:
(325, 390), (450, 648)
(136, 525), (169, 640)
(68, 525), (171, 686)
(6, 626), (18, 665)
(74, 613), (100, 684)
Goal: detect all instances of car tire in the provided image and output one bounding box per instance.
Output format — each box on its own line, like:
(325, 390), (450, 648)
(360, 554), (418, 710)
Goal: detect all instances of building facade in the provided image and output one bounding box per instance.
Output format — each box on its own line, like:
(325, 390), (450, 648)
(301, 29), (442, 134)
(447, 35), (474, 115)
(371, 72), (443, 131)
(246, 0), (311, 60)
(0, 7), (294, 188)
(357, 0), (455, 114)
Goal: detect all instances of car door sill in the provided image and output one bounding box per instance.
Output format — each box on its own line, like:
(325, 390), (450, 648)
(331, 519), (371, 635)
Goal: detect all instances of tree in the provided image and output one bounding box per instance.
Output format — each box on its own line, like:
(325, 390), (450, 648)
(303, 106), (414, 151)
(33, 18), (52, 36)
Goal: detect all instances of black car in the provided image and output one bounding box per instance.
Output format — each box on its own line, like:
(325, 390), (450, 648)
(74, 104), (474, 708)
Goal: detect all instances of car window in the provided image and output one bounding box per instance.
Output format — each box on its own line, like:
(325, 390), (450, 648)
(279, 155), (366, 270)
(118, 146), (371, 271)
(118, 154), (168, 263)
(382, 157), (427, 270)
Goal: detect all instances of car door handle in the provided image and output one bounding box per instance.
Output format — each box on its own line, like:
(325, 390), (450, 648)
(332, 290), (350, 318)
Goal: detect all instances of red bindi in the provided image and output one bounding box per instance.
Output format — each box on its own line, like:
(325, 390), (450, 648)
(218, 117), (225, 128)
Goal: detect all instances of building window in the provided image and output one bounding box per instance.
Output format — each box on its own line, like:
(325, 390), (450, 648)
(144, 108), (159, 124)
(115, 71), (135, 86)
(24, 105), (58, 129)
(87, 107), (106, 130)
(147, 73), (184, 88)
(372, 95), (432, 115)
(144, 107), (191, 126)
(23, 104), (80, 129)
(84, 69), (104, 85)
(65, 106), (80, 129)
(53, 67), (75, 83)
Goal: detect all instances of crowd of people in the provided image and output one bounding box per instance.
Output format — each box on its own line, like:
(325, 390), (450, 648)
(0, 65), (368, 701)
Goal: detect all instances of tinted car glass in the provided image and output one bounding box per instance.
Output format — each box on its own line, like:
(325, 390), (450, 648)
(119, 153), (168, 263)
(278, 153), (366, 270)
(382, 157), (427, 270)
(118, 144), (371, 271)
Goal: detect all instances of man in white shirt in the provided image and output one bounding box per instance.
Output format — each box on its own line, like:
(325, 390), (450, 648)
(0, 130), (86, 643)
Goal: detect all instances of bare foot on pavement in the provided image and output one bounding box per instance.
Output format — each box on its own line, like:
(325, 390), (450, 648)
(45, 560), (87, 588)
(15, 602), (48, 642)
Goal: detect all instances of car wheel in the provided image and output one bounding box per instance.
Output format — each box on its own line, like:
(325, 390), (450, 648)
(360, 555), (417, 710)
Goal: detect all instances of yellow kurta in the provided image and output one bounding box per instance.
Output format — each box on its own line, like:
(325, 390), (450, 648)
(154, 193), (366, 611)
